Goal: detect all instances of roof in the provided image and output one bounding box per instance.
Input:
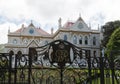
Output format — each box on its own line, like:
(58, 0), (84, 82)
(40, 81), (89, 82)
(63, 22), (74, 28)
(13, 28), (23, 33)
(36, 28), (50, 35)
(11, 24), (50, 36)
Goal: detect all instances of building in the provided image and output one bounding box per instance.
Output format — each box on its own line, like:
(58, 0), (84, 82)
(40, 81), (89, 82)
(4, 16), (101, 57)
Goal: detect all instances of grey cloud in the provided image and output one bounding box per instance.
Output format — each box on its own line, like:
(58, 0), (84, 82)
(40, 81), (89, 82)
(25, 0), (66, 19)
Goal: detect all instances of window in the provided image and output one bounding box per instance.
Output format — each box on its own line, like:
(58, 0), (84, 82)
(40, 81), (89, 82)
(13, 39), (17, 44)
(85, 36), (88, 45)
(64, 35), (67, 41)
(93, 37), (96, 45)
(79, 36), (82, 44)
(93, 51), (96, 57)
(73, 35), (77, 44)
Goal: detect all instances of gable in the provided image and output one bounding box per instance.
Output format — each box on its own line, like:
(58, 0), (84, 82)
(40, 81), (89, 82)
(70, 17), (91, 32)
(10, 23), (50, 37)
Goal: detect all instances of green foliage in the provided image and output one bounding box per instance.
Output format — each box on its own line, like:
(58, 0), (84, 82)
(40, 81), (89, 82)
(102, 20), (120, 47)
(106, 27), (120, 57)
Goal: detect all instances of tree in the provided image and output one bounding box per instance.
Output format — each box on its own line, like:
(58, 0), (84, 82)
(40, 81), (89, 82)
(101, 20), (120, 47)
(106, 27), (120, 57)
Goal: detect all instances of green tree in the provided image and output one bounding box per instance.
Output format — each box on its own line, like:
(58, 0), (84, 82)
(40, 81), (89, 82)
(106, 27), (120, 57)
(102, 20), (120, 47)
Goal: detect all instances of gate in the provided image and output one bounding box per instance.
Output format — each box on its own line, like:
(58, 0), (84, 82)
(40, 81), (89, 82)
(0, 40), (120, 84)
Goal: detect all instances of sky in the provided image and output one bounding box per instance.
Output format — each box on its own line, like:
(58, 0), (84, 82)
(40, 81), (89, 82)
(0, 0), (120, 44)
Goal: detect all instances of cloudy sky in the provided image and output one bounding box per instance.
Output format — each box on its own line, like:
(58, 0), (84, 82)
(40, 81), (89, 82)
(0, 0), (120, 44)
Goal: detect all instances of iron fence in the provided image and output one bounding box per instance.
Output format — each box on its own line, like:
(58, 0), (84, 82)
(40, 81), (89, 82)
(0, 40), (120, 84)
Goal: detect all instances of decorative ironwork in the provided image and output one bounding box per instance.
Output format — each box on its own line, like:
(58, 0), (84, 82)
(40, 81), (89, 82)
(0, 40), (120, 84)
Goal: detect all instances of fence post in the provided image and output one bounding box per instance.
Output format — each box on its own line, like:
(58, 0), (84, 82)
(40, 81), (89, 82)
(8, 51), (13, 84)
(100, 48), (105, 84)
(28, 48), (33, 84)
(88, 50), (92, 84)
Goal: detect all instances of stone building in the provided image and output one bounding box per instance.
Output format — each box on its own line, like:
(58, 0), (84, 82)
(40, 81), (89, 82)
(4, 16), (101, 57)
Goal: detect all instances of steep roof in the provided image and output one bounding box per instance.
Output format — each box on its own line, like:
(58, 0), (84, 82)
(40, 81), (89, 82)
(10, 23), (50, 36)
(63, 22), (74, 29)
(36, 28), (50, 35)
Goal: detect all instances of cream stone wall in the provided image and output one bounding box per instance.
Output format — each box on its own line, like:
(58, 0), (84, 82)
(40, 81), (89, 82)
(4, 16), (101, 57)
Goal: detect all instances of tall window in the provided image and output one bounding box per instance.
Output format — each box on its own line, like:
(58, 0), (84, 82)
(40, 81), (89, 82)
(64, 35), (67, 41)
(79, 36), (82, 44)
(93, 37), (96, 45)
(85, 36), (88, 45)
(93, 51), (96, 57)
(73, 35), (77, 44)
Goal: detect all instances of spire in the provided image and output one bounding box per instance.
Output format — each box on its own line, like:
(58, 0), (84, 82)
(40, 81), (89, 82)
(29, 20), (34, 27)
(77, 13), (83, 21)
(79, 13), (81, 17)
(8, 26), (10, 33)
(51, 27), (54, 35)
(98, 24), (100, 31)
(58, 17), (62, 28)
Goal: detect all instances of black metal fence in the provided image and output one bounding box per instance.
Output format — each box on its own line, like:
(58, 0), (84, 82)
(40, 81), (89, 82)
(0, 40), (120, 84)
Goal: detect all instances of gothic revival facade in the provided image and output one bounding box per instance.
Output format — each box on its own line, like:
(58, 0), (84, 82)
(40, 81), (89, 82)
(4, 16), (101, 57)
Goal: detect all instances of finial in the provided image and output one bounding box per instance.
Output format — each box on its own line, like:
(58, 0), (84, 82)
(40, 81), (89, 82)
(79, 13), (81, 17)
(8, 26), (10, 33)
(22, 24), (24, 28)
(31, 20), (33, 23)
(51, 27), (54, 34)
(58, 17), (62, 28)
(98, 24), (100, 30)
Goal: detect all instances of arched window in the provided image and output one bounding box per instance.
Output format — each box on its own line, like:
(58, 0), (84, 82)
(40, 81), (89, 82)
(93, 51), (96, 57)
(93, 37), (96, 45)
(9, 50), (14, 55)
(17, 51), (22, 58)
(85, 36), (88, 45)
(79, 36), (82, 44)
(73, 35), (77, 44)
(64, 35), (67, 41)
(13, 39), (17, 44)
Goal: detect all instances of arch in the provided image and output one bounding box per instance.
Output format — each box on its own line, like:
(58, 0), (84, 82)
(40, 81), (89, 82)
(17, 51), (22, 58)
(73, 35), (77, 44)
(9, 50), (14, 55)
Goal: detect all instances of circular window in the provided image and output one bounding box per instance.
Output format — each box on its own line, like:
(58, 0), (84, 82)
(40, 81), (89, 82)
(29, 29), (34, 34)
